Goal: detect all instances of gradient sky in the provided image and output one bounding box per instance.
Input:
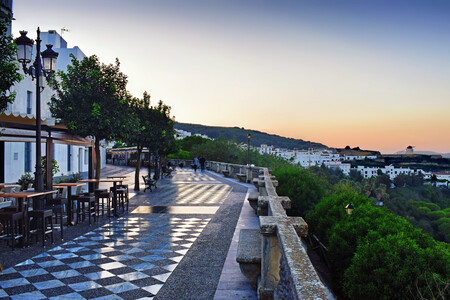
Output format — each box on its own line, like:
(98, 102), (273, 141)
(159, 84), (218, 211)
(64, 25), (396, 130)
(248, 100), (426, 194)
(11, 0), (450, 153)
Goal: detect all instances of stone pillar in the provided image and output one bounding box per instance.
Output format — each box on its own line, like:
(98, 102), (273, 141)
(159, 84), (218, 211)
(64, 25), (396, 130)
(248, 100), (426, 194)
(246, 165), (253, 183)
(259, 233), (281, 300)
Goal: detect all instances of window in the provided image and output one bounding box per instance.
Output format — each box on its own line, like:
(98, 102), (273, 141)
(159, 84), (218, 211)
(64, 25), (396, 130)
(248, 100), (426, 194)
(27, 91), (32, 114)
(85, 149), (88, 164)
(25, 142), (32, 172)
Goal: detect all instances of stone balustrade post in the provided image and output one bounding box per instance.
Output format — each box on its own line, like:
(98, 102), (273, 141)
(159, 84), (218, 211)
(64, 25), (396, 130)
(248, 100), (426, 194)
(246, 165), (253, 183)
(229, 165), (235, 177)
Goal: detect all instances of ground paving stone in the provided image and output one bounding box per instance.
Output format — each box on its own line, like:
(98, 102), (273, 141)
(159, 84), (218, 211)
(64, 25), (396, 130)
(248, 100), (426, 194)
(0, 165), (252, 299)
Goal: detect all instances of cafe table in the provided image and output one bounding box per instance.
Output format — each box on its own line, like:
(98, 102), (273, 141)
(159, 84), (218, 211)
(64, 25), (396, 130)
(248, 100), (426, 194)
(0, 190), (57, 245)
(77, 178), (124, 217)
(53, 182), (86, 225)
(0, 190), (57, 212)
(0, 184), (21, 189)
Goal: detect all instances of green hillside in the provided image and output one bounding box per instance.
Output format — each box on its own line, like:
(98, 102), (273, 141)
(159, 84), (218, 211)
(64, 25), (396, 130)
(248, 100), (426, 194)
(175, 122), (328, 150)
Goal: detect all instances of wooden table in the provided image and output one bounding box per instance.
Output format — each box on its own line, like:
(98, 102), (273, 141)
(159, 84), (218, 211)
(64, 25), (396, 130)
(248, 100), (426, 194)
(106, 176), (128, 185)
(0, 184), (21, 189)
(53, 183), (86, 225)
(78, 179), (124, 217)
(0, 190), (57, 212)
(0, 190), (57, 246)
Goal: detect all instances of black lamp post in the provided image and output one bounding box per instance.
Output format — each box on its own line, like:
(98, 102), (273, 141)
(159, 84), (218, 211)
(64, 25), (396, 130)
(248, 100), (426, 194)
(247, 133), (251, 165)
(14, 28), (58, 193)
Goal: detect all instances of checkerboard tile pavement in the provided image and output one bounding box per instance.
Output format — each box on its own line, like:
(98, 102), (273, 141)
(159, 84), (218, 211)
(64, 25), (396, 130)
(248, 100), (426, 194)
(0, 216), (210, 299)
(147, 183), (232, 206)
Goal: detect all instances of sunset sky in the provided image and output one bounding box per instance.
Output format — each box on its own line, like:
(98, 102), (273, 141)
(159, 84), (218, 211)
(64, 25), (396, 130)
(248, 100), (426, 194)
(12, 0), (450, 153)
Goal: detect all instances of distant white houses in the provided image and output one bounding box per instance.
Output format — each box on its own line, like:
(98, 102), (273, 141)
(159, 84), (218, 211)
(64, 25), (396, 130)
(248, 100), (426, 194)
(175, 129), (192, 140)
(193, 133), (212, 140)
(174, 132), (448, 185)
(325, 161), (351, 176)
(357, 165), (423, 180)
(174, 129), (212, 140)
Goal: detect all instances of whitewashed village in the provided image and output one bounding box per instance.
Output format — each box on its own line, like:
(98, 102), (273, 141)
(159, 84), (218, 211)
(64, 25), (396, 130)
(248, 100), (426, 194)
(175, 129), (450, 187)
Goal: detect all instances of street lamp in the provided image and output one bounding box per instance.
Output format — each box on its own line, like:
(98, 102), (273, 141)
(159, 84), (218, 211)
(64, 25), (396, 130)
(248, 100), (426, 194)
(14, 28), (59, 193)
(247, 133), (251, 165)
(345, 203), (354, 215)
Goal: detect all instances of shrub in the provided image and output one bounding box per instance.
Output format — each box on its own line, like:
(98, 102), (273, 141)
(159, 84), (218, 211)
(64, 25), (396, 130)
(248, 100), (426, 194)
(17, 172), (34, 190)
(273, 168), (325, 217)
(57, 172), (83, 183)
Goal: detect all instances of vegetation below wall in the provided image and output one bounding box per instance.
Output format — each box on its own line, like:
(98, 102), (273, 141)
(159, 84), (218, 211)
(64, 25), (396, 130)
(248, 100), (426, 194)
(274, 167), (449, 299)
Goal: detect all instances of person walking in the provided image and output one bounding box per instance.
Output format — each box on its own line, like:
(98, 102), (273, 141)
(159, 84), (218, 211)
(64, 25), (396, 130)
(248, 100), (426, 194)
(193, 157), (199, 172)
(199, 155), (206, 171)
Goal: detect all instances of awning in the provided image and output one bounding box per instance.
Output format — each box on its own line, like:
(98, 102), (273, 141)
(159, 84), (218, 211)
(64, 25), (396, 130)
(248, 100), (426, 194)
(0, 111), (93, 146)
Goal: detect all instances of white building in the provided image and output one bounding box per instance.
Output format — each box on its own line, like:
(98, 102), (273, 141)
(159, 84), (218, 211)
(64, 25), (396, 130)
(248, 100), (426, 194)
(293, 149), (339, 167)
(1, 26), (106, 183)
(325, 161), (351, 175)
(193, 133), (212, 140)
(175, 129), (192, 140)
(356, 165), (425, 180)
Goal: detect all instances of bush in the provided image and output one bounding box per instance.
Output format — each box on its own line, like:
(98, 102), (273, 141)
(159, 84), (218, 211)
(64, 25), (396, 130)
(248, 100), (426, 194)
(273, 168), (325, 217)
(17, 172), (34, 190)
(343, 233), (449, 300)
(56, 172), (83, 183)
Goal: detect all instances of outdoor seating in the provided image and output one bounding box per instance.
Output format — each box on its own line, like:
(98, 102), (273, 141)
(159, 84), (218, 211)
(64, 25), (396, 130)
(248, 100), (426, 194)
(0, 210), (25, 250)
(46, 195), (68, 240)
(142, 175), (157, 192)
(76, 194), (96, 225)
(162, 166), (173, 177)
(111, 185), (128, 212)
(95, 189), (113, 217)
(27, 209), (54, 246)
(236, 229), (261, 289)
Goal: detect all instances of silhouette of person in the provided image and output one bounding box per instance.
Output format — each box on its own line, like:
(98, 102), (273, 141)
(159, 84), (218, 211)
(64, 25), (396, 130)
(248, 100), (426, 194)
(199, 155), (206, 171)
(193, 157), (199, 172)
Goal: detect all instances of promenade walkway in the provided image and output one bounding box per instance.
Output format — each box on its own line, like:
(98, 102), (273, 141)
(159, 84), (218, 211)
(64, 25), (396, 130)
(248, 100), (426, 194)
(0, 166), (257, 299)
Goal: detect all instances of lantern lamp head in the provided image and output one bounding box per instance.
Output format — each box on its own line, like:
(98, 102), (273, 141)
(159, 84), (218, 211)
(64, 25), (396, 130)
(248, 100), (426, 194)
(41, 44), (59, 74)
(345, 203), (355, 215)
(14, 31), (34, 64)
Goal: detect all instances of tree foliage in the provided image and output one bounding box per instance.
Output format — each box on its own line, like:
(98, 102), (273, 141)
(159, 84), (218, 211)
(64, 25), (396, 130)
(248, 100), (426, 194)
(273, 168), (326, 216)
(50, 55), (132, 179)
(0, 16), (22, 112)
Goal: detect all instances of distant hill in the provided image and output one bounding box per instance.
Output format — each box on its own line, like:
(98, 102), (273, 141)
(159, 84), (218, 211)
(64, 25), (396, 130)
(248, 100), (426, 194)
(175, 122), (328, 150)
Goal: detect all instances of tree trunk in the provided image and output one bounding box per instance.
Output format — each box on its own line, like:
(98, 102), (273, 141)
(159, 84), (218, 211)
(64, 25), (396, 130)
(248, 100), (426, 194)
(134, 144), (142, 191)
(154, 150), (159, 180)
(148, 151), (152, 180)
(94, 138), (101, 189)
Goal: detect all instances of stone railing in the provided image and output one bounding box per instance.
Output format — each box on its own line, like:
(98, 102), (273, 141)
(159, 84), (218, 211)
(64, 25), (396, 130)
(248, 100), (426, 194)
(168, 159), (259, 183)
(189, 160), (330, 299)
(255, 168), (329, 299)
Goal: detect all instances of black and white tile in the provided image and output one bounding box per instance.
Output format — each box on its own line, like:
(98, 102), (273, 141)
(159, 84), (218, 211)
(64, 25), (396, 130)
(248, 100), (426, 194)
(0, 216), (210, 299)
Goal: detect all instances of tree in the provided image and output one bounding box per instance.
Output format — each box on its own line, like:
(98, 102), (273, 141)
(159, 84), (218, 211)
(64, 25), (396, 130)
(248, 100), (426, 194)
(50, 55), (131, 180)
(273, 168), (325, 216)
(0, 16), (22, 113)
(142, 100), (175, 181)
(123, 92), (173, 190)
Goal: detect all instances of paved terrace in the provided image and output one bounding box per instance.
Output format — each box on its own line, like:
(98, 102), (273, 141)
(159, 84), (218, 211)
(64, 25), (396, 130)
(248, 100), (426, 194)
(0, 166), (257, 299)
